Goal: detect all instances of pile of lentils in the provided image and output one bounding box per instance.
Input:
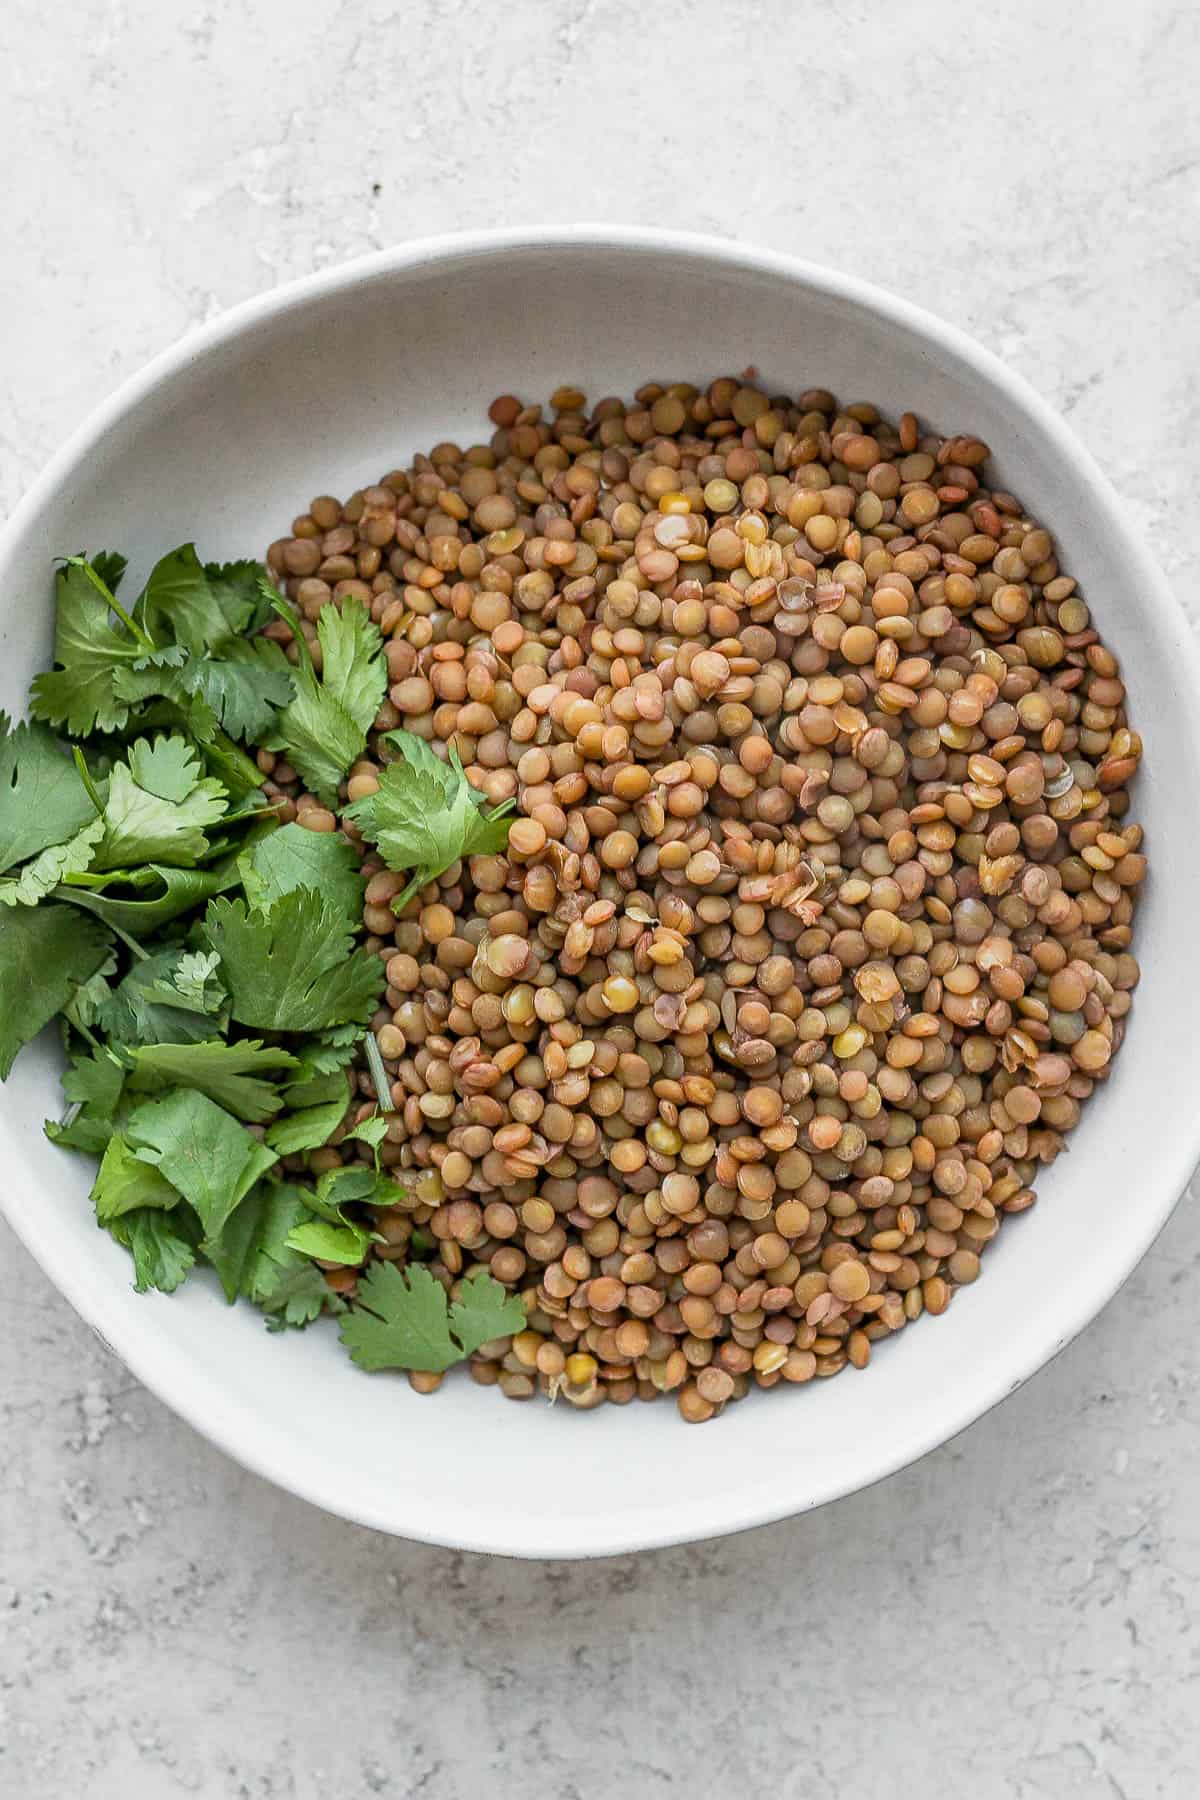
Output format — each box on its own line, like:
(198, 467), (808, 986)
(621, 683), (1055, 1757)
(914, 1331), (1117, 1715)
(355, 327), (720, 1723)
(260, 376), (1145, 1422)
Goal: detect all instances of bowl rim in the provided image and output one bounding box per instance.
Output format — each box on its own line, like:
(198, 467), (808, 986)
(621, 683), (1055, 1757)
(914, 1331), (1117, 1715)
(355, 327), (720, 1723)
(3, 222), (1198, 1559)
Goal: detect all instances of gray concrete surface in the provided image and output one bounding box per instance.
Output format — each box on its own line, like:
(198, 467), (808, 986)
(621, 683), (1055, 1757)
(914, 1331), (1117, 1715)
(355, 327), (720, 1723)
(1, 1), (1198, 1794)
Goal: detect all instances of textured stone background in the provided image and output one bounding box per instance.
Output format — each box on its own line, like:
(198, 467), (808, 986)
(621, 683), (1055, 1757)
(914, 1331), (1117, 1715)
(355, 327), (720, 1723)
(2, 2), (1199, 1795)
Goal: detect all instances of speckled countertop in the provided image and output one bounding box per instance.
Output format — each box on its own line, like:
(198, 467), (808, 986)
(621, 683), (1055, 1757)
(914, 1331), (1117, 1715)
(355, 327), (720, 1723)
(2, 2), (1199, 1795)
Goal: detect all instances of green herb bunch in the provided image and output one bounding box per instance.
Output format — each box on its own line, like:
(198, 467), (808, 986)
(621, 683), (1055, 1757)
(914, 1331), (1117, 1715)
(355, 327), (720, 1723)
(0, 548), (523, 1368)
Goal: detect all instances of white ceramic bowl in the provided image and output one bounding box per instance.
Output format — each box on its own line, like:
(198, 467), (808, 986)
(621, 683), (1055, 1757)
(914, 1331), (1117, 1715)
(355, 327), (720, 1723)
(2, 227), (1197, 1559)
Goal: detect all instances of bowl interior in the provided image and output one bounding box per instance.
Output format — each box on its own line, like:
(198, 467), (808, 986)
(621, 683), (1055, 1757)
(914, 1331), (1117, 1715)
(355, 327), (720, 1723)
(2, 234), (1196, 1557)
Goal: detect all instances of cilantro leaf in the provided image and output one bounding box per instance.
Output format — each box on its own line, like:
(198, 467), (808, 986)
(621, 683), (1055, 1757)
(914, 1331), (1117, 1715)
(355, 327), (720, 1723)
(308, 1164), (377, 1219)
(382, 728), (454, 791)
(153, 948), (225, 1013)
(127, 735), (206, 802)
(91, 1133), (180, 1221)
(448, 1269), (530, 1358)
(344, 1113), (389, 1165)
(456, 795), (514, 858)
(266, 600), (386, 806)
(204, 888), (384, 1032)
(109, 658), (192, 717)
(126, 1087), (278, 1240)
(0, 713), (98, 873)
(265, 659), (362, 807)
(309, 1162), (406, 1219)
(93, 738), (228, 870)
(107, 1206), (199, 1294)
(0, 902), (111, 1078)
(284, 1217), (370, 1264)
(260, 1261), (343, 1330)
(56, 852), (245, 936)
(0, 816), (104, 908)
(46, 1110), (122, 1156)
(203, 1179), (336, 1324)
(264, 1084), (350, 1153)
(315, 600), (387, 736)
(29, 556), (174, 737)
(138, 544), (238, 656)
(339, 1263), (524, 1373)
(61, 950), (118, 1033)
(237, 822), (364, 923)
(100, 948), (227, 1046)
(125, 1039), (298, 1122)
(198, 728), (271, 803)
(92, 551), (128, 594)
(204, 560), (273, 635)
(286, 1024), (365, 1080)
(283, 1164), (404, 1278)
(349, 741), (449, 867)
(339, 1262), (457, 1371)
(47, 1047), (130, 1155)
(203, 1177), (305, 1303)
(28, 545), (283, 770)
(63, 1045), (127, 1112)
(179, 641), (294, 743)
(346, 730), (513, 910)
(282, 1067), (354, 1109)
(205, 565), (273, 637)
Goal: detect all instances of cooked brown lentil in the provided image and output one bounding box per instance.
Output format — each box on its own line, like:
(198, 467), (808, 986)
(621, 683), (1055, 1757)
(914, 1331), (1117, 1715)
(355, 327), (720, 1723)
(260, 377), (1145, 1421)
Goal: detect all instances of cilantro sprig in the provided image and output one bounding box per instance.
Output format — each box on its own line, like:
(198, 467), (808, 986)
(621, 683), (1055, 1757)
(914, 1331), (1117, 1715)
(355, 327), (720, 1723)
(346, 728), (514, 913)
(340, 1263), (526, 1373)
(259, 598), (387, 807)
(236, 822), (365, 923)
(203, 887), (385, 1031)
(30, 548), (289, 746)
(29, 554), (181, 737)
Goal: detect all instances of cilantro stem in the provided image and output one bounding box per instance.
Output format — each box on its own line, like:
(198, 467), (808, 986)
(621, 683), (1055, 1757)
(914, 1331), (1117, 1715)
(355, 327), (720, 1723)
(108, 593), (157, 651)
(269, 599), (315, 673)
(389, 869), (429, 917)
(211, 728), (268, 794)
(71, 746), (105, 816)
(106, 919), (150, 962)
(363, 1032), (396, 1112)
(57, 870), (121, 889)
